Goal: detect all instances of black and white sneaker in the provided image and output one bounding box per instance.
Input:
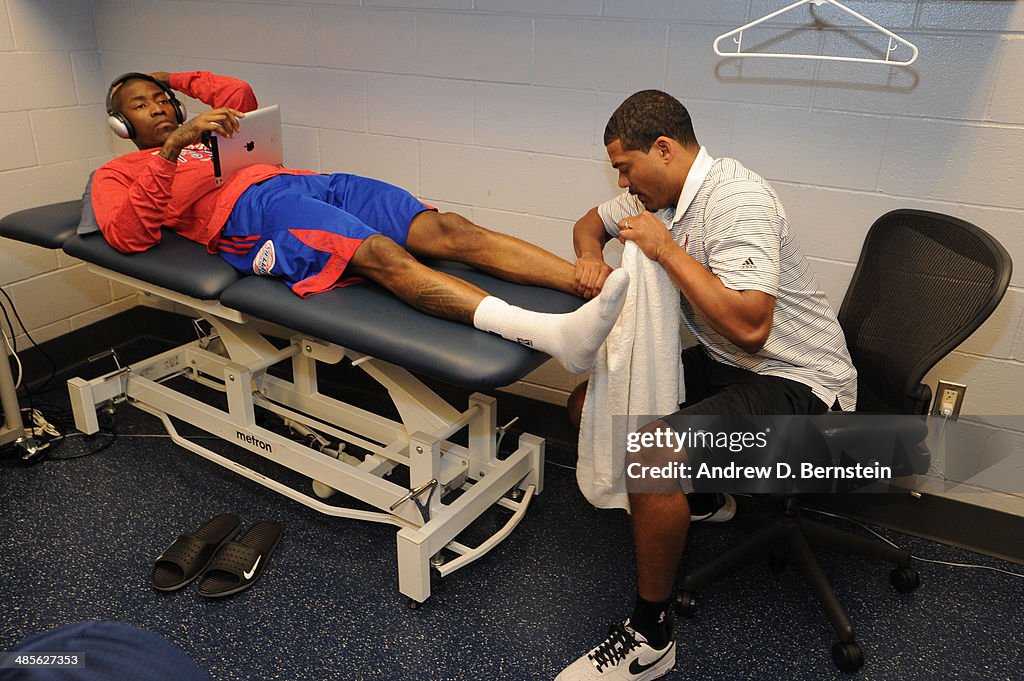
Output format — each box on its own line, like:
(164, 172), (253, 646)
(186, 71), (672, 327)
(555, 620), (675, 680)
(689, 492), (736, 523)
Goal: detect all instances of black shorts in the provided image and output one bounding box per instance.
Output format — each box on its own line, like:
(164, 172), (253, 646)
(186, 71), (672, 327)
(659, 346), (832, 493)
(665, 345), (831, 421)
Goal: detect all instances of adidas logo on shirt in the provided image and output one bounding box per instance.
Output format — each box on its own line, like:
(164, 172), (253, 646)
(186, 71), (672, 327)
(741, 257), (756, 270)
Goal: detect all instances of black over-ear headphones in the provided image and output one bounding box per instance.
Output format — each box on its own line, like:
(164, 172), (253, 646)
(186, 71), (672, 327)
(106, 72), (187, 139)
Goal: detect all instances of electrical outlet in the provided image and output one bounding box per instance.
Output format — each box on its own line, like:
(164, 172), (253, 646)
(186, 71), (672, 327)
(931, 381), (967, 420)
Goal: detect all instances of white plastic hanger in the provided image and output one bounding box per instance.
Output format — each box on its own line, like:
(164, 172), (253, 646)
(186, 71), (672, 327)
(713, 0), (919, 66)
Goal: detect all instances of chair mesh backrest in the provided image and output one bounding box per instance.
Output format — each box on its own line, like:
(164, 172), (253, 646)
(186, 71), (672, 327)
(838, 210), (1011, 414)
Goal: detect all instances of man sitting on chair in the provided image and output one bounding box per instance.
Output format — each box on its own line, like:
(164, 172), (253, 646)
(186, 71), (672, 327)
(557, 90), (858, 680)
(92, 70), (629, 376)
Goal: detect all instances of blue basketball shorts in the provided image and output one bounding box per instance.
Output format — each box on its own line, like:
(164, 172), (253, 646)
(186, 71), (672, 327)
(217, 173), (433, 297)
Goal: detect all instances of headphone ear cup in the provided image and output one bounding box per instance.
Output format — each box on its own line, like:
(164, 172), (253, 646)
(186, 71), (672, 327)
(173, 98), (187, 124)
(107, 113), (134, 139)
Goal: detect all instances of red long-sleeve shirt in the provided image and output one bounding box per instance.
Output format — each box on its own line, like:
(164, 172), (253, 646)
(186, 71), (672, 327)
(92, 71), (313, 253)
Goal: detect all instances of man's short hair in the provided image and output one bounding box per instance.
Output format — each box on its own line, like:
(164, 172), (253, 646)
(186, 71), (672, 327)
(603, 90), (698, 152)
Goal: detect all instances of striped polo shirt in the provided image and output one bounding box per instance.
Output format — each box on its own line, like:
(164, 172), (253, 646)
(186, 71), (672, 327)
(597, 148), (857, 411)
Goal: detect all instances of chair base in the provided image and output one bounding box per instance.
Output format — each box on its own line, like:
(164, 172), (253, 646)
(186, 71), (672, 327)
(677, 497), (919, 673)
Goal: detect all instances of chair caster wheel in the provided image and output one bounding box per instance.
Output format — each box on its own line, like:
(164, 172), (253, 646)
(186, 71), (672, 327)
(832, 641), (864, 672)
(890, 566), (920, 593)
(407, 599), (422, 610)
(674, 592), (697, 618)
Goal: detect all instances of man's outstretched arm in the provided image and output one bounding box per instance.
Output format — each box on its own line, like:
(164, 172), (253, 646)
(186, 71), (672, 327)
(572, 207), (613, 299)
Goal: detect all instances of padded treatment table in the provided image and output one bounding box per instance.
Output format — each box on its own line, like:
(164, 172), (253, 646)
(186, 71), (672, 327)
(0, 200), (81, 248)
(2, 202), (583, 604)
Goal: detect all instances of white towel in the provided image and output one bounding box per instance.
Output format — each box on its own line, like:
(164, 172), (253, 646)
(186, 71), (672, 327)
(576, 241), (685, 510)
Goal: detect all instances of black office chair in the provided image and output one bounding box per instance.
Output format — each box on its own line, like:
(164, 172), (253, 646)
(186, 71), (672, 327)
(675, 209), (1013, 672)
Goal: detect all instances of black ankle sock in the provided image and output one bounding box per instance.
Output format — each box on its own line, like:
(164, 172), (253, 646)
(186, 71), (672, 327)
(630, 594), (673, 649)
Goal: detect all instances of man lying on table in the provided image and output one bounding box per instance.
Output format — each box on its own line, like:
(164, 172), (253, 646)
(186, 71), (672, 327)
(93, 70), (629, 375)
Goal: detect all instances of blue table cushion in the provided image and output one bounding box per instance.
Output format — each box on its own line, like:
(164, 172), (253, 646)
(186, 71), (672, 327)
(63, 231), (243, 301)
(0, 200), (82, 249)
(220, 261), (584, 390)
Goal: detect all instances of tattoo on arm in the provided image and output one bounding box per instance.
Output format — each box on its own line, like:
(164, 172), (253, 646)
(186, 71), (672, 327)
(159, 121), (198, 162)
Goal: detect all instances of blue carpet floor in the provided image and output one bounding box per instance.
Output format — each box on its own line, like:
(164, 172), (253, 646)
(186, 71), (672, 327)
(2, 374), (1022, 681)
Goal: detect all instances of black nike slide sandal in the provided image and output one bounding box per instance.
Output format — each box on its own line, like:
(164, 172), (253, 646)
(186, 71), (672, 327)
(197, 521), (283, 598)
(152, 512), (242, 592)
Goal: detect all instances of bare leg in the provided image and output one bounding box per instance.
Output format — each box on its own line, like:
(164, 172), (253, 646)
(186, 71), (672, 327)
(628, 419), (692, 602)
(567, 380), (588, 431)
(632, 492), (690, 601)
(348, 234), (485, 324)
(405, 211), (578, 295)
(552, 418), (686, 680)
(349, 233), (631, 374)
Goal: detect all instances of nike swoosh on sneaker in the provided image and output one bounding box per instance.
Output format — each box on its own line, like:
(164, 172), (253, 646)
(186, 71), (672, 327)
(628, 645), (672, 676)
(243, 555), (261, 580)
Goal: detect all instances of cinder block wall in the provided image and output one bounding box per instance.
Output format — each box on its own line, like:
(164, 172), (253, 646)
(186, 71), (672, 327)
(0, 0), (139, 346)
(2, 1), (1023, 512)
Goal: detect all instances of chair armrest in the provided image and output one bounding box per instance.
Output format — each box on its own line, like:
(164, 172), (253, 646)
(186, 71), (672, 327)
(811, 412), (930, 476)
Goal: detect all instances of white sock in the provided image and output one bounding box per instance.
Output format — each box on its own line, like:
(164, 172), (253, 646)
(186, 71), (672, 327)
(473, 269), (630, 374)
